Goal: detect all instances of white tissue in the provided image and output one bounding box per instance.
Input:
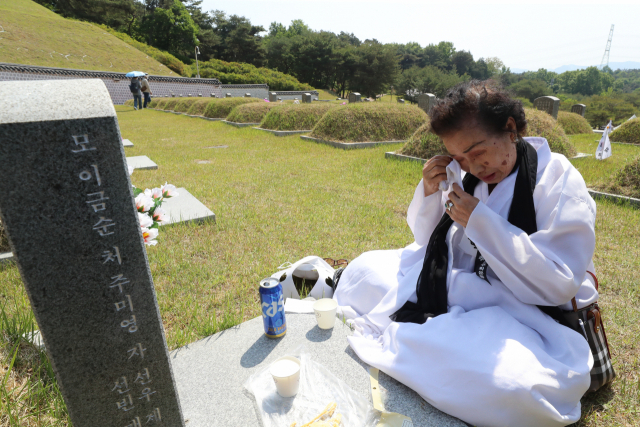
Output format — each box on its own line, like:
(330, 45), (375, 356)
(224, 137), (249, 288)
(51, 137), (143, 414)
(439, 159), (463, 200)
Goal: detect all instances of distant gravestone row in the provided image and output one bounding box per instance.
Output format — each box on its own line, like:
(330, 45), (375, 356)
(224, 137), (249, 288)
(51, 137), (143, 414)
(418, 93), (436, 114)
(349, 92), (361, 103)
(0, 79), (185, 427)
(533, 96), (560, 120)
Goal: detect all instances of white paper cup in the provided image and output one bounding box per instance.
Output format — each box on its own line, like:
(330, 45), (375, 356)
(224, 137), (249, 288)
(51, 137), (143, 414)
(313, 298), (338, 329)
(269, 356), (301, 397)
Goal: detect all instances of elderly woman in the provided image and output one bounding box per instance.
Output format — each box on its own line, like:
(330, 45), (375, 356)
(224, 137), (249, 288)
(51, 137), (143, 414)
(334, 80), (599, 426)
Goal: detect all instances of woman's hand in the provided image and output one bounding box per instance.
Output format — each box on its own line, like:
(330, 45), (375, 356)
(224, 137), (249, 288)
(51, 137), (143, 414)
(446, 183), (479, 227)
(422, 155), (453, 197)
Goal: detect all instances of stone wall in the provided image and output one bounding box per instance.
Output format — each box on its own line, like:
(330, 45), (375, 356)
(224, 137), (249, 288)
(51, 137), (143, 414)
(219, 84), (269, 99)
(268, 90), (320, 102)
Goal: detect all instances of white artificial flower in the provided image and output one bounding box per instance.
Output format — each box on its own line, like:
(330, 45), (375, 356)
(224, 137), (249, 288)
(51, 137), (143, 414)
(144, 187), (163, 200)
(135, 193), (154, 212)
(141, 227), (159, 246)
(161, 183), (178, 198)
(152, 207), (169, 225)
(128, 165), (134, 176)
(138, 212), (153, 228)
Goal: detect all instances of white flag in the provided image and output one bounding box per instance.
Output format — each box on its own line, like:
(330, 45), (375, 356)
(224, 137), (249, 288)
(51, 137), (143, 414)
(596, 120), (612, 160)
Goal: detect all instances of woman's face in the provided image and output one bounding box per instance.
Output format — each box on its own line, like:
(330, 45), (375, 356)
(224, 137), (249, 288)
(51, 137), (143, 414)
(442, 117), (518, 185)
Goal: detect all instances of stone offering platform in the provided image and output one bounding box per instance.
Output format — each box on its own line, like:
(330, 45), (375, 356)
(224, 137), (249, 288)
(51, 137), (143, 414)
(160, 187), (216, 225)
(170, 309), (465, 427)
(253, 127), (312, 137)
(588, 189), (640, 209)
(122, 138), (134, 147)
(0, 251), (14, 264)
(301, 135), (406, 150)
(385, 152), (426, 164)
(126, 155), (158, 170)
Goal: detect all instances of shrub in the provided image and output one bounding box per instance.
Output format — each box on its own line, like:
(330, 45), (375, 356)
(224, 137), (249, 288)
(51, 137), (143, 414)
(163, 98), (181, 111)
(124, 99), (134, 106)
(260, 104), (337, 130)
(173, 98), (199, 113)
(609, 117), (640, 144)
(612, 156), (640, 198)
(196, 58), (313, 91)
(203, 98), (263, 119)
(310, 103), (428, 142)
(557, 111), (593, 135)
(397, 122), (446, 159)
(226, 102), (279, 123)
(523, 108), (577, 157)
(186, 99), (214, 116)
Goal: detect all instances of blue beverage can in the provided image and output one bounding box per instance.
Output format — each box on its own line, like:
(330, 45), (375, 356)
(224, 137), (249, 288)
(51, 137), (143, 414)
(259, 277), (287, 338)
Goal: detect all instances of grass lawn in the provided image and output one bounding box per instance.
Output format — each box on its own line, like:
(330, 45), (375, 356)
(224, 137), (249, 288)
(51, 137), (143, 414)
(569, 133), (640, 196)
(1, 109), (638, 426)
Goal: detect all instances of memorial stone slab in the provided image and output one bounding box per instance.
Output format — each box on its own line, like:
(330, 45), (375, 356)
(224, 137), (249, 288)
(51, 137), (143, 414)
(571, 104), (587, 117)
(160, 188), (215, 225)
(0, 79), (184, 427)
(533, 96), (560, 119)
(348, 92), (361, 103)
(126, 155), (158, 170)
(268, 92), (277, 102)
(302, 93), (312, 103)
(122, 139), (134, 147)
(226, 93), (232, 98)
(418, 93), (436, 114)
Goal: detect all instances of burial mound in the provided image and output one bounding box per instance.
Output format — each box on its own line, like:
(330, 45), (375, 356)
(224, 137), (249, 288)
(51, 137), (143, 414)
(260, 104), (337, 131)
(609, 118), (640, 144)
(557, 111), (593, 135)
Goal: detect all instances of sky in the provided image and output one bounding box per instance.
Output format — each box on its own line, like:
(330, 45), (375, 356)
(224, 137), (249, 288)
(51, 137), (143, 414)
(200, 0), (640, 72)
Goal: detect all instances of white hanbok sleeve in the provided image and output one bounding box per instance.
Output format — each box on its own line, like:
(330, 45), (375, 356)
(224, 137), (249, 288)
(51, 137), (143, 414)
(406, 179), (446, 246)
(465, 167), (596, 306)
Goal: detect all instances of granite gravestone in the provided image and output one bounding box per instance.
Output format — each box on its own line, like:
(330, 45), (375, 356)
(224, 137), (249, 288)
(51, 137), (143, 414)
(269, 92), (277, 102)
(418, 93), (436, 114)
(533, 96), (560, 119)
(302, 93), (312, 104)
(0, 79), (184, 427)
(571, 104), (587, 117)
(226, 93), (232, 98)
(348, 92), (361, 103)
(244, 93), (251, 98)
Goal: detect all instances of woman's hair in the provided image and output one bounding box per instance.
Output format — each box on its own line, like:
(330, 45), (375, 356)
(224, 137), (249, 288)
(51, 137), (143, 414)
(430, 80), (527, 138)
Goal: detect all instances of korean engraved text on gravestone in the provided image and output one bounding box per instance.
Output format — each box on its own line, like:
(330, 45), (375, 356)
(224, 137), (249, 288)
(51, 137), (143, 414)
(571, 104), (587, 117)
(533, 96), (560, 119)
(348, 92), (361, 103)
(0, 80), (184, 427)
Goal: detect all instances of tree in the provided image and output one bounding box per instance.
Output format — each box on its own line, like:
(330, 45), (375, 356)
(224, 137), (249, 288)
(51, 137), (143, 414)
(349, 40), (399, 97)
(395, 65), (466, 101)
(509, 79), (552, 102)
(470, 58), (491, 80)
(451, 50), (474, 76)
(209, 11), (265, 66)
(140, 0), (199, 61)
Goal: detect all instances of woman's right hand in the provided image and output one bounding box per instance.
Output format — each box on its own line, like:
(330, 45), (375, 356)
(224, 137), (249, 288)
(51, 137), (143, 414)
(422, 155), (453, 197)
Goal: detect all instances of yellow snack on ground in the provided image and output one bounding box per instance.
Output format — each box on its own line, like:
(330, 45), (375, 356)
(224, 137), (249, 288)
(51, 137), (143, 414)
(295, 402), (342, 427)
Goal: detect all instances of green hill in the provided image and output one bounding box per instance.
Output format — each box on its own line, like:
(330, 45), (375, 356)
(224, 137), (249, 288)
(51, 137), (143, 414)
(0, 0), (176, 76)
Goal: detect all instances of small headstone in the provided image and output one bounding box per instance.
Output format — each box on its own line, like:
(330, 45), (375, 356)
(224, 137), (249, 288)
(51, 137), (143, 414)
(571, 104), (587, 117)
(0, 79), (184, 427)
(179, 94), (183, 97)
(277, 97), (282, 101)
(398, 99), (405, 104)
(210, 93), (215, 97)
(126, 156), (158, 170)
(121, 139), (134, 147)
(348, 92), (361, 103)
(244, 93), (251, 98)
(226, 93), (232, 98)
(418, 93), (436, 114)
(302, 93), (312, 103)
(269, 92), (277, 102)
(533, 96), (560, 120)
(198, 94), (202, 97)
(187, 94), (192, 97)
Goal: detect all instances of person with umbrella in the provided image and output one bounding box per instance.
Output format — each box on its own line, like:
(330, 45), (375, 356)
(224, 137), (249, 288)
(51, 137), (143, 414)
(126, 71), (145, 110)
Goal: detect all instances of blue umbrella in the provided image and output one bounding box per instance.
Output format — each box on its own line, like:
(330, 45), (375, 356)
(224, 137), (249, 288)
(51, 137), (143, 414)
(125, 71), (145, 78)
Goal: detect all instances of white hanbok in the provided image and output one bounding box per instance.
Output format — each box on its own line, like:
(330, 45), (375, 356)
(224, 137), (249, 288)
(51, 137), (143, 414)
(334, 137), (598, 427)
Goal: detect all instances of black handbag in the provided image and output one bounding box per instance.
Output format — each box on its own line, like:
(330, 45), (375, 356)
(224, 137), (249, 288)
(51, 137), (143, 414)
(561, 271), (615, 393)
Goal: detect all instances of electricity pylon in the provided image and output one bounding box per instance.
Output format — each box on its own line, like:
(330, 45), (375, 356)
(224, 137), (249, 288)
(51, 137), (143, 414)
(600, 25), (614, 69)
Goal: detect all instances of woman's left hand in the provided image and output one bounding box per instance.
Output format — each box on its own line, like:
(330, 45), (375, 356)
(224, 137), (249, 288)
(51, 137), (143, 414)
(446, 183), (480, 228)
